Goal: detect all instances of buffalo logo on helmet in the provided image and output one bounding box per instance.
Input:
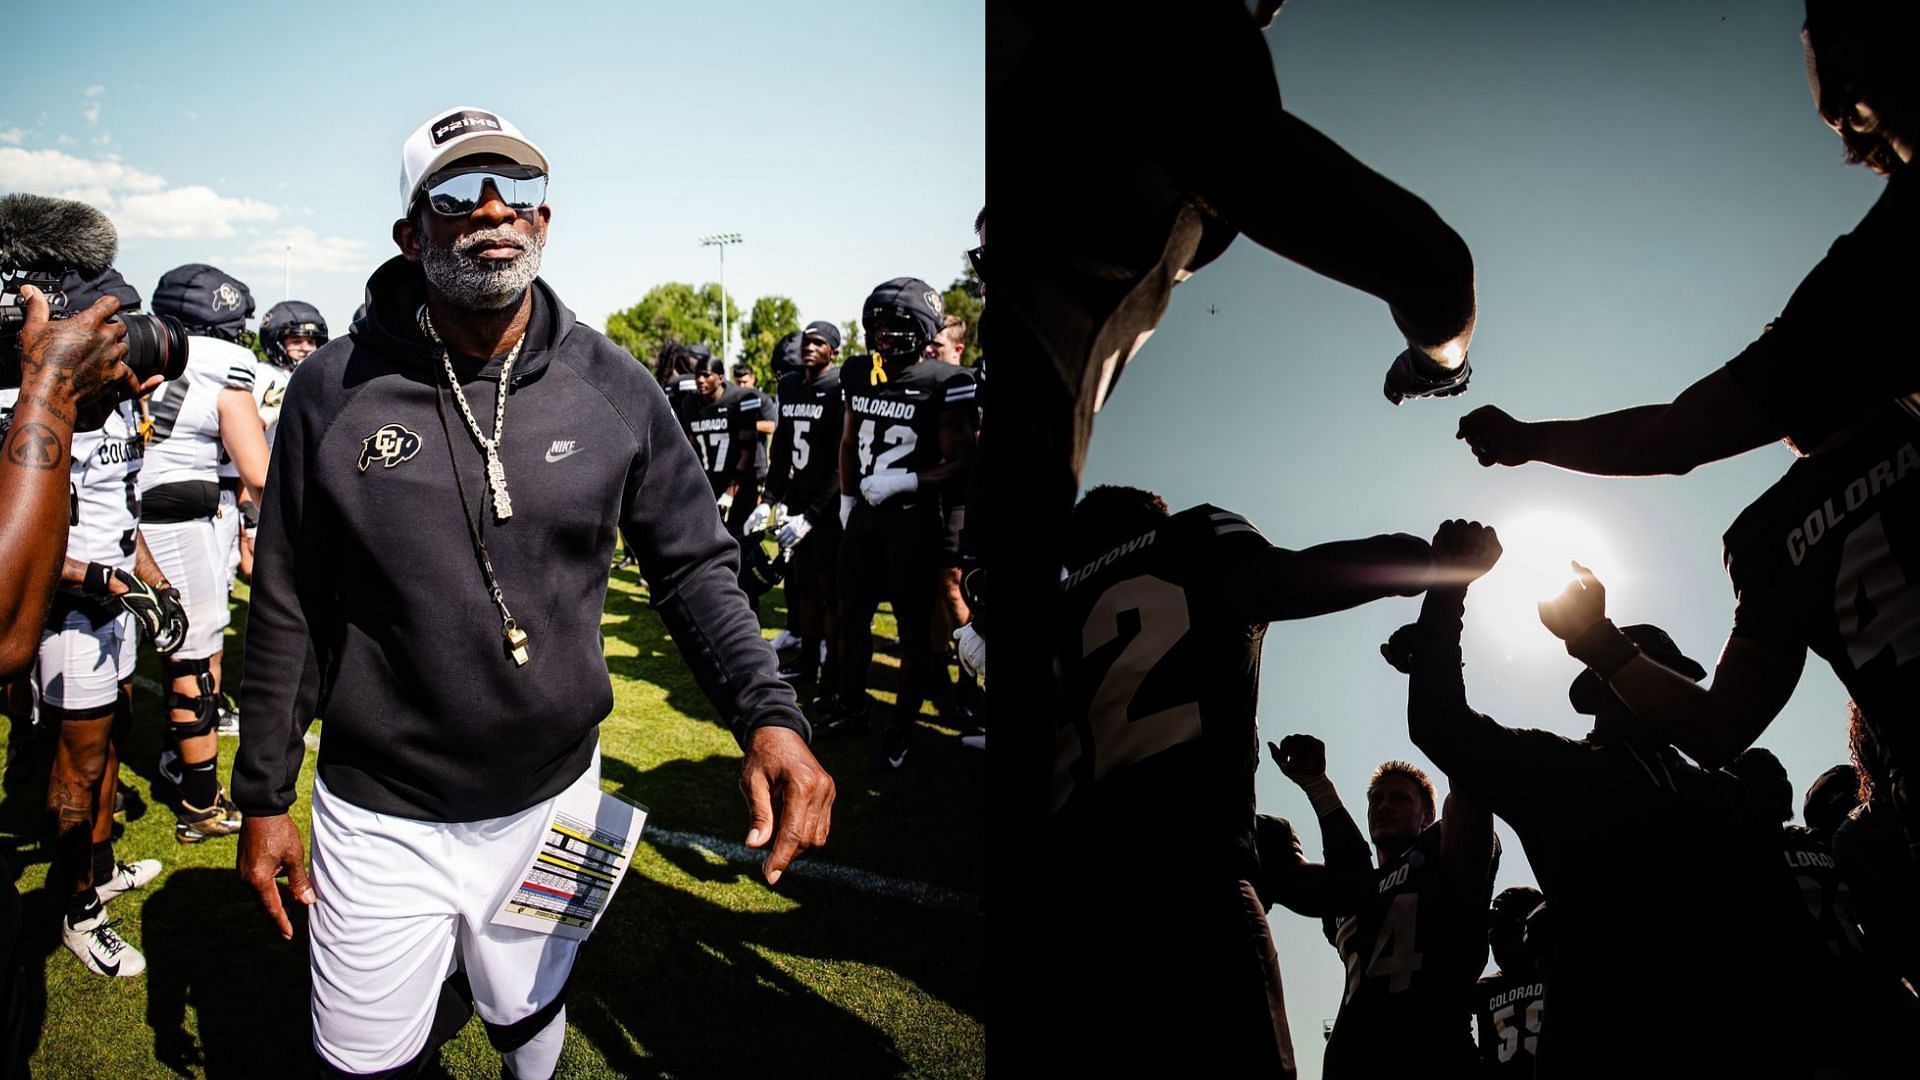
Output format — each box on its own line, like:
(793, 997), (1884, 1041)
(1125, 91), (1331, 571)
(211, 282), (244, 313)
(358, 423), (423, 472)
(924, 290), (943, 318)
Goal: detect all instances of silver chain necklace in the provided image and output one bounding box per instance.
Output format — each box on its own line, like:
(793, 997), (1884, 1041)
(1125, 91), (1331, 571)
(420, 306), (522, 521)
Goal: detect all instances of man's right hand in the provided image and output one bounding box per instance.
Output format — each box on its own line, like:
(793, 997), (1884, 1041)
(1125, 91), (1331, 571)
(14, 286), (149, 424)
(1268, 734), (1326, 784)
(1430, 519), (1502, 586)
(1457, 405), (1534, 467)
(238, 814), (317, 940)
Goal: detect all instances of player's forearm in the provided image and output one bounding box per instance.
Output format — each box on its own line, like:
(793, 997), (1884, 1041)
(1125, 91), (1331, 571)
(0, 394), (79, 677)
(1250, 534), (1433, 621)
(133, 533), (166, 587)
(1601, 655), (1752, 767)
(1524, 371), (1780, 477)
(1406, 587), (1482, 765)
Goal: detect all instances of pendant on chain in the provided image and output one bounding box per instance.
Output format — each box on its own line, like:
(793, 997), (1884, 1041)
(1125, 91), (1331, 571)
(486, 453), (514, 520)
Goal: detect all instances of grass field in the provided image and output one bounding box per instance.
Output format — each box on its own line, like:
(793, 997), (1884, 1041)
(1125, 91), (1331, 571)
(0, 561), (985, 1078)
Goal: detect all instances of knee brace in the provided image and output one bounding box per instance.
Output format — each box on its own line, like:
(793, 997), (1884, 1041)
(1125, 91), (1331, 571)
(162, 657), (218, 739)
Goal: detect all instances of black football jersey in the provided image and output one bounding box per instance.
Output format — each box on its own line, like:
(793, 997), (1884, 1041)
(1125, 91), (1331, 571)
(1723, 404), (1920, 778)
(1051, 504), (1431, 886)
(1474, 970), (1544, 1080)
(766, 365), (843, 522)
(681, 385), (767, 493)
(842, 355), (977, 487)
(1322, 824), (1491, 1079)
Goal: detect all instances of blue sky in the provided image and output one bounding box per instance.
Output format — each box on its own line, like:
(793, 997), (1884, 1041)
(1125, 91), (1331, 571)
(1080, 1), (1882, 1070)
(0, 0), (982, 351)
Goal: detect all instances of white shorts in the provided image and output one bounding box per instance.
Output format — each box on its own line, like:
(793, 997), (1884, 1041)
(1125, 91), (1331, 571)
(37, 604), (135, 712)
(308, 753), (598, 1074)
(139, 518), (229, 660)
(215, 487), (241, 593)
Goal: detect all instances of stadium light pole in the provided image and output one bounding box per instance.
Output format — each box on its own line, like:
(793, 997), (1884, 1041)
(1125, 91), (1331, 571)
(699, 232), (742, 361)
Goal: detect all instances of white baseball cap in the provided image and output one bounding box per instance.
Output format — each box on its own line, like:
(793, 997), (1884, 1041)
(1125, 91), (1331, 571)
(398, 106), (549, 216)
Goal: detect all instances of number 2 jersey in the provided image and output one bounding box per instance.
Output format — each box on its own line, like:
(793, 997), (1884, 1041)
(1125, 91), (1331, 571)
(1052, 503), (1432, 885)
(842, 355), (977, 498)
(1323, 823), (1493, 1080)
(1723, 403), (1920, 794)
(765, 365), (843, 525)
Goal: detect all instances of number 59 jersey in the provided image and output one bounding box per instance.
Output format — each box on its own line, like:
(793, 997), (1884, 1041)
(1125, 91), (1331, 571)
(1052, 504), (1275, 884)
(1723, 404), (1920, 774)
(842, 355), (977, 488)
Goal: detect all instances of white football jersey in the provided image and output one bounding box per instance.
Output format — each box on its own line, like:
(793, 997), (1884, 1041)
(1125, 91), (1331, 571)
(141, 335), (256, 491)
(67, 401), (144, 569)
(256, 361), (295, 450)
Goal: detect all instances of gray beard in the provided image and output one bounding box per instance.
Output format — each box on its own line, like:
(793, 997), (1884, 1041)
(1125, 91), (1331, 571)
(419, 224), (545, 311)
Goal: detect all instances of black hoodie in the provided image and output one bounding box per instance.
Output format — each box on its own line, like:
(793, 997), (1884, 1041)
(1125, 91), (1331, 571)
(234, 257), (808, 822)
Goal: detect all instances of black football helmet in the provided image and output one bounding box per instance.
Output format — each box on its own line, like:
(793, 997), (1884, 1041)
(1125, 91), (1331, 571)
(152, 263), (254, 343)
(862, 277), (943, 361)
(738, 540), (785, 600)
(259, 300), (329, 369)
(771, 329), (804, 377)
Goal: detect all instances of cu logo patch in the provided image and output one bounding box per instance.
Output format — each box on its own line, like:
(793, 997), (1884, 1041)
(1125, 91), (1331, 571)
(211, 283), (243, 313)
(358, 423), (422, 472)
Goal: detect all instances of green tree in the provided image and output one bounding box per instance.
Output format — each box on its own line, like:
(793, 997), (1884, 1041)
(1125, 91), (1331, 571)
(737, 294), (800, 388)
(942, 256), (984, 367)
(604, 282), (738, 370)
(840, 318), (863, 357)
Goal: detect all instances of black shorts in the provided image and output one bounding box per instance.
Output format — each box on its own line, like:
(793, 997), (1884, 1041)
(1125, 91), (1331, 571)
(838, 502), (942, 629)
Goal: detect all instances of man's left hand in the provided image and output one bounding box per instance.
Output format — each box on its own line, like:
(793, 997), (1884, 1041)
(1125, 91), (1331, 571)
(739, 725), (835, 885)
(1538, 560), (1606, 643)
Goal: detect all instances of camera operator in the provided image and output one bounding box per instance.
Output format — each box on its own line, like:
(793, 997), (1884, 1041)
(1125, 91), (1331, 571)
(0, 284), (153, 678)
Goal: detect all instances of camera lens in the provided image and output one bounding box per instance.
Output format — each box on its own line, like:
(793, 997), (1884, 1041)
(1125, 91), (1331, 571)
(116, 313), (189, 382)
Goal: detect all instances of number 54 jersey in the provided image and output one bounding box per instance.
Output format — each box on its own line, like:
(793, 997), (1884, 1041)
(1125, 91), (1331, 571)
(1723, 403), (1920, 778)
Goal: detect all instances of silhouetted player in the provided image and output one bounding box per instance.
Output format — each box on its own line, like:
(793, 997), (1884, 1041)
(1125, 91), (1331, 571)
(1833, 705), (1920, 991)
(1049, 486), (1436, 1076)
(1394, 521), (1815, 1077)
(1475, 886), (1546, 1080)
(1320, 759), (1495, 1080)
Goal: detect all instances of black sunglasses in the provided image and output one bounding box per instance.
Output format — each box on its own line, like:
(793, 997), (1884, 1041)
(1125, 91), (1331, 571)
(418, 164), (549, 218)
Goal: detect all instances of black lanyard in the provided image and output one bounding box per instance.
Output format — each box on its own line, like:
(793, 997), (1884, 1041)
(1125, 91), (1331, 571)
(433, 375), (530, 666)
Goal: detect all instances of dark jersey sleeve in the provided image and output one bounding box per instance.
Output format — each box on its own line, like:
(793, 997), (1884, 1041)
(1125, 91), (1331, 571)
(1724, 168), (1920, 449)
(1253, 803), (1374, 917)
(764, 379), (795, 506)
(1210, 513), (1432, 625)
(1723, 528), (1807, 648)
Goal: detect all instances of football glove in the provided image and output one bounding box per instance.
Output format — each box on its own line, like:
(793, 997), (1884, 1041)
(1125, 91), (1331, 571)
(1383, 346), (1472, 405)
(717, 491), (735, 515)
(83, 565), (187, 656)
(745, 503), (773, 534)
(840, 494), (856, 528)
(860, 473), (918, 506)
(953, 623), (986, 681)
(776, 514), (813, 550)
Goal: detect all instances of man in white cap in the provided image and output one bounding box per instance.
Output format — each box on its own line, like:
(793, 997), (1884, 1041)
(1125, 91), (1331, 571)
(234, 106), (835, 1078)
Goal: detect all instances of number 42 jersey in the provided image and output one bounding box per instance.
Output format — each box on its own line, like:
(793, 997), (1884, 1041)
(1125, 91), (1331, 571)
(1723, 403), (1920, 776)
(842, 355), (977, 495)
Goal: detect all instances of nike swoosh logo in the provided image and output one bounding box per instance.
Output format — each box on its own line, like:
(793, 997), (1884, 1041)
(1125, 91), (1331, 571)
(545, 446), (583, 463)
(98, 957), (119, 976)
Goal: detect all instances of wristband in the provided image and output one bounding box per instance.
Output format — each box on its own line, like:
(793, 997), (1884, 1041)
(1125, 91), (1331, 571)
(1567, 618), (1641, 680)
(1296, 774), (1344, 819)
(80, 562), (116, 597)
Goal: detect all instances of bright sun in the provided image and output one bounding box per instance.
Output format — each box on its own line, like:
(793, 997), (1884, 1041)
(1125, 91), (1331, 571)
(1470, 510), (1625, 649)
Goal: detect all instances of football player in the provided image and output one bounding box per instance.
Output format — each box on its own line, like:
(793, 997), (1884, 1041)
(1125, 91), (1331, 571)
(1475, 886), (1546, 1080)
(758, 322), (843, 688)
(681, 352), (769, 539)
(655, 341), (701, 418)
(1393, 520), (1818, 1077)
(1727, 746), (1920, 1076)
(1047, 485), (1437, 1075)
(140, 264), (269, 843)
(235, 303), (325, 579)
(2, 268), (179, 977)
(1832, 705), (1920, 993)
(822, 279), (977, 768)
(1319, 758), (1496, 1080)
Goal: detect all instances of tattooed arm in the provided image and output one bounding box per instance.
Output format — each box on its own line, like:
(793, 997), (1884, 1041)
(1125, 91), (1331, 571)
(0, 286), (142, 677)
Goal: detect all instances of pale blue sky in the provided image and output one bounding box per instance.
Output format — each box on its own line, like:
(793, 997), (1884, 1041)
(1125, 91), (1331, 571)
(1080, 1), (1881, 1070)
(0, 0), (982, 351)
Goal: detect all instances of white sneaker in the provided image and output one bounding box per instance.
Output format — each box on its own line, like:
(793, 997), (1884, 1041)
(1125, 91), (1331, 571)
(63, 912), (145, 977)
(960, 734), (986, 751)
(769, 630), (800, 651)
(157, 749), (183, 787)
(95, 859), (163, 904)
